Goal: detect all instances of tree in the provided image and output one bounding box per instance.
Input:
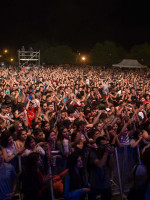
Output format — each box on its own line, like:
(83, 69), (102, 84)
(53, 45), (76, 64)
(32, 41), (51, 63)
(32, 42), (76, 64)
(129, 43), (150, 66)
(89, 41), (124, 66)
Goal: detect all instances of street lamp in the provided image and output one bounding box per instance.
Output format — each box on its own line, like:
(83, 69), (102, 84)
(4, 49), (8, 53)
(81, 56), (86, 61)
(10, 58), (14, 62)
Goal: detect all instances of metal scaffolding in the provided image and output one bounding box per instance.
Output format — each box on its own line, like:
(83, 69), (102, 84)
(18, 50), (40, 68)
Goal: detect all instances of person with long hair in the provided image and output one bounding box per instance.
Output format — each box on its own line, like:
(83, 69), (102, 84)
(57, 126), (71, 157)
(16, 129), (27, 149)
(64, 152), (90, 200)
(56, 126), (72, 172)
(42, 121), (51, 135)
(24, 136), (45, 156)
(21, 152), (51, 200)
(1, 132), (24, 166)
(44, 130), (61, 174)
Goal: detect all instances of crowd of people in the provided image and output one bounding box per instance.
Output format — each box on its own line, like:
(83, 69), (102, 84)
(0, 65), (150, 200)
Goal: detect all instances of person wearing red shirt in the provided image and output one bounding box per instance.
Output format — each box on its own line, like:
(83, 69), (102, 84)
(144, 94), (150, 105)
(26, 97), (40, 129)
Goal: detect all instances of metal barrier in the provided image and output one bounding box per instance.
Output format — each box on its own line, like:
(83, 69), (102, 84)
(112, 145), (139, 199)
(13, 145), (139, 200)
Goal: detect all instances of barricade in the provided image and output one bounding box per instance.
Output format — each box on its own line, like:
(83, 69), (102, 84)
(14, 145), (139, 199)
(112, 145), (138, 199)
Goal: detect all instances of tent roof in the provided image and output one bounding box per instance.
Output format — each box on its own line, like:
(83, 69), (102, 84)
(112, 59), (147, 68)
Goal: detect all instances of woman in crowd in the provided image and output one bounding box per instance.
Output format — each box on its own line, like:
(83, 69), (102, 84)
(10, 120), (24, 140)
(64, 151), (90, 200)
(56, 126), (72, 172)
(16, 129), (27, 149)
(24, 136), (45, 157)
(42, 121), (51, 135)
(44, 130), (64, 174)
(21, 152), (51, 200)
(1, 132), (24, 166)
(57, 126), (71, 157)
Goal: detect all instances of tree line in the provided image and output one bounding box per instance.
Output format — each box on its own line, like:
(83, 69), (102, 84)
(27, 41), (150, 66)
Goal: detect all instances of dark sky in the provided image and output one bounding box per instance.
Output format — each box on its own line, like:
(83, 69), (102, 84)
(0, 0), (150, 53)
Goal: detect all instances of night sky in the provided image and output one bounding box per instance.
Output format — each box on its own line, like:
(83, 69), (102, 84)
(0, 0), (150, 53)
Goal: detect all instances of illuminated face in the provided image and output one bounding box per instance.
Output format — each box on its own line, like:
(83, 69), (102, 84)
(29, 139), (36, 149)
(42, 95), (46, 101)
(11, 91), (15, 96)
(20, 131), (27, 141)
(44, 123), (50, 131)
(76, 156), (83, 169)
(29, 102), (33, 110)
(40, 87), (44, 92)
(48, 104), (54, 111)
(8, 107), (12, 113)
(37, 132), (44, 140)
(113, 123), (118, 130)
(62, 128), (69, 138)
(146, 104), (150, 110)
(131, 88), (135, 94)
(89, 117), (93, 123)
(17, 123), (23, 130)
(47, 96), (51, 102)
(19, 114), (24, 122)
(146, 95), (150, 101)
(8, 136), (14, 146)
(1, 108), (6, 114)
(49, 132), (57, 142)
(141, 97), (145, 102)
(43, 103), (47, 111)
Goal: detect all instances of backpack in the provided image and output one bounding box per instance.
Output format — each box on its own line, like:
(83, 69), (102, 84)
(53, 169), (68, 198)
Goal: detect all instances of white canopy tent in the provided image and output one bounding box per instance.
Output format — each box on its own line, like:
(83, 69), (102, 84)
(112, 59), (147, 69)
